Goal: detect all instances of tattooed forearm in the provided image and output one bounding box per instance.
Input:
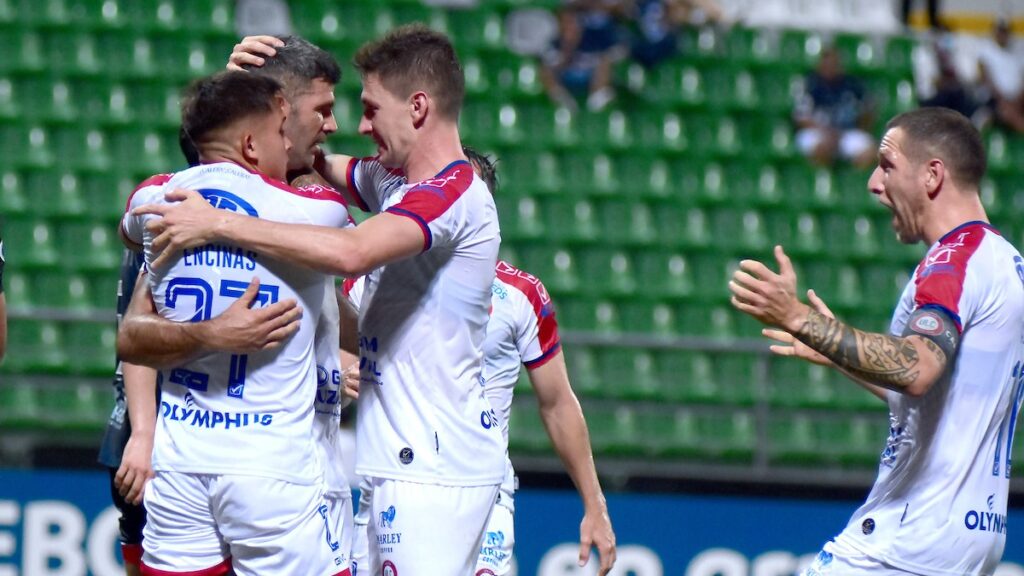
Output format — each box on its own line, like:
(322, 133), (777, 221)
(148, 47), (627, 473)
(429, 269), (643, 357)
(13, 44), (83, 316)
(795, 310), (942, 391)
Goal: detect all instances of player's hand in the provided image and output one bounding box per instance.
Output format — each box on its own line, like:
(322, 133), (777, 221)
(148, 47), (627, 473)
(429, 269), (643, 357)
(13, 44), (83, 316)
(115, 433), (155, 506)
(342, 362), (360, 400)
(226, 35), (284, 70)
(135, 189), (227, 270)
(763, 288), (835, 366)
(579, 507), (616, 575)
(729, 245), (808, 333)
(206, 277), (302, 352)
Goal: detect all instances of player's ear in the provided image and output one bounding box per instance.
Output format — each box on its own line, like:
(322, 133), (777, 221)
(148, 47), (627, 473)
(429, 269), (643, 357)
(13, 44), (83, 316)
(925, 158), (944, 199)
(241, 131), (259, 165)
(410, 91), (428, 127)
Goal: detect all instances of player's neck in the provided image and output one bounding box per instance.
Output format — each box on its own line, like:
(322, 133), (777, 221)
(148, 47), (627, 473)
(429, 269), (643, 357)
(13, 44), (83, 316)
(198, 145), (259, 175)
(925, 196), (989, 245)
(401, 123), (465, 184)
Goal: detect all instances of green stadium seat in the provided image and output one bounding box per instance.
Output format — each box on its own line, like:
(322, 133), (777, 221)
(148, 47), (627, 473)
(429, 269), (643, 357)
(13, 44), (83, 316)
(645, 408), (755, 462)
(677, 303), (737, 340)
(620, 301), (678, 337)
(508, 397), (551, 453)
(88, 268), (121, 310)
(2, 269), (31, 311)
(82, 171), (134, 221)
(561, 152), (618, 196)
(33, 270), (93, 311)
(3, 319), (68, 373)
(24, 169), (88, 220)
(542, 197), (597, 244)
(584, 403), (640, 456)
(595, 347), (658, 400)
(3, 216), (60, 269)
(1, 125), (55, 169)
(52, 127), (113, 173)
(563, 344), (602, 397)
(97, 30), (157, 79)
(111, 127), (176, 176)
(768, 359), (838, 408)
(634, 110), (688, 153)
(0, 379), (42, 431)
(578, 109), (633, 152)
(500, 150), (561, 196)
(34, 381), (111, 431)
(779, 29), (823, 71)
(0, 170), (27, 215)
(178, 0), (234, 35)
(0, 28), (45, 73)
(447, 8), (504, 51)
(65, 322), (117, 376)
(45, 30), (102, 76)
(579, 248), (636, 297)
(519, 246), (579, 296)
(598, 198), (657, 246)
(556, 298), (620, 333)
(616, 153), (672, 199)
(636, 251), (693, 300)
(60, 221), (122, 272)
(0, 75), (17, 120)
(768, 414), (817, 465)
(884, 35), (917, 76)
(834, 33), (884, 74)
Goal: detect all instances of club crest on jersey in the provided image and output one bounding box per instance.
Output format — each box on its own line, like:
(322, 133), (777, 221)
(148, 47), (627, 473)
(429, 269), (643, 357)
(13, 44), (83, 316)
(382, 560), (398, 576)
(198, 189), (259, 217)
(399, 447), (414, 465)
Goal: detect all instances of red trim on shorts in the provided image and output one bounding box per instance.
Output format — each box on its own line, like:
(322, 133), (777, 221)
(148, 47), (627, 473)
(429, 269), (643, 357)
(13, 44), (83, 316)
(140, 557), (232, 576)
(332, 569), (352, 576)
(121, 543), (143, 566)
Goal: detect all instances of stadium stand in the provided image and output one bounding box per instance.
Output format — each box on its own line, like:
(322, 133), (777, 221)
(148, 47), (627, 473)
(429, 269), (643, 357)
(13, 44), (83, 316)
(1, 0), (1023, 486)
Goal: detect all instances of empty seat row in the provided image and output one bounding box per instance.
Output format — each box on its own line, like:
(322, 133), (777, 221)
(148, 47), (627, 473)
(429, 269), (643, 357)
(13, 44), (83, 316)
(1, 319), (116, 376)
(0, 377), (111, 433)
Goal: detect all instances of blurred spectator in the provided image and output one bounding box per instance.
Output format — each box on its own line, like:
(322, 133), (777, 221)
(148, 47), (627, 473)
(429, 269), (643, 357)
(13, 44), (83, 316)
(901, 0), (943, 30)
(977, 20), (1024, 133)
(918, 34), (976, 119)
(540, 1), (627, 111)
(235, 0), (292, 37)
(627, 0), (728, 69)
(794, 46), (875, 168)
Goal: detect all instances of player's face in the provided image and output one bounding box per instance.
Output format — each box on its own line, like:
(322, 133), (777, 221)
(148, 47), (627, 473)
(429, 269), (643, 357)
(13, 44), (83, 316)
(359, 73), (414, 169)
(251, 96), (292, 182)
(285, 78), (337, 172)
(868, 127), (926, 244)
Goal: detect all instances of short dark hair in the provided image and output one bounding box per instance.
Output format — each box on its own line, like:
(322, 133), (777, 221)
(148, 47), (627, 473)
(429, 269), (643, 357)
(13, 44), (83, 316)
(243, 35), (341, 98)
(885, 107), (986, 191)
(463, 146), (498, 194)
(354, 24), (465, 121)
(178, 125), (200, 166)
(181, 71), (284, 148)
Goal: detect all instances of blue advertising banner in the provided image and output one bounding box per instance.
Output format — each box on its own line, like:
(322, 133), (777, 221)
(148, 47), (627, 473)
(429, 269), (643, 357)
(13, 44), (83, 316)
(0, 469), (1022, 575)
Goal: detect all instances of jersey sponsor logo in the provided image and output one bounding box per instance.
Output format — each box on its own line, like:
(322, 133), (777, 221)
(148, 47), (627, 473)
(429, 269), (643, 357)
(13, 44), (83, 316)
(964, 510), (1007, 534)
(480, 409), (499, 430)
(910, 311), (943, 336)
(198, 188), (259, 217)
(861, 518), (875, 535)
(160, 399), (274, 430)
(880, 424), (904, 467)
(398, 447), (414, 465)
(318, 503), (341, 552)
(359, 335), (383, 386)
(379, 505), (396, 529)
(479, 530), (509, 567)
(382, 560), (398, 576)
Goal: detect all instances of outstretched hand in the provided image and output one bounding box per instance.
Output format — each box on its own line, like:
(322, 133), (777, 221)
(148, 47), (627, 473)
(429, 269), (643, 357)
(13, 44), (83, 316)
(729, 245), (807, 332)
(134, 189), (224, 270)
(763, 288), (834, 366)
(227, 35), (284, 70)
(114, 434), (154, 506)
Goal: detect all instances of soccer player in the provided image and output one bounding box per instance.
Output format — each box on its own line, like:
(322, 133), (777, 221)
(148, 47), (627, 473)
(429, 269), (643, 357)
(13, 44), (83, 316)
(344, 149), (617, 576)
(730, 107), (1024, 575)
(135, 25), (506, 575)
(120, 71), (349, 575)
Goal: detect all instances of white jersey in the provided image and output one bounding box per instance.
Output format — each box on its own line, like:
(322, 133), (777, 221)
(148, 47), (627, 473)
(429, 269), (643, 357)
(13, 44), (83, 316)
(835, 222), (1024, 575)
(122, 162), (349, 485)
(484, 260), (562, 495)
(345, 157), (505, 486)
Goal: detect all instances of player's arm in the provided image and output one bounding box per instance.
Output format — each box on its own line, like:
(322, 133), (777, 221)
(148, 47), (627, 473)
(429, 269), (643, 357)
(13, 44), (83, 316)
(761, 289), (888, 402)
(117, 270), (302, 368)
(731, 246), (952, 397)
(529, 351), (616, 575)
(139, 189), (423, 277)
(114, 362), (159, 505)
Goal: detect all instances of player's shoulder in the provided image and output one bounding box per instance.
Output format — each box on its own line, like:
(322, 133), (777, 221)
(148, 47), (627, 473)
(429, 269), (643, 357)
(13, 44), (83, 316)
(291, 181), (349, 207)
(495, 260), (552, 308)
(125, 172), (175, 212)
(408, 159), (475, 196)
(920, 222), (998, 278)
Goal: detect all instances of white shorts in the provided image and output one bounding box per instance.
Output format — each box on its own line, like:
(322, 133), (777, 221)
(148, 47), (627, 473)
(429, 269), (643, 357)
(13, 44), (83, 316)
(476, 489), (515, 576)
(327, 491), (354, 574)
(351, 476), (372, 576)
(796, 127), (874, 160)
(142, 471), (348, 576)
(364, 476), (499, 576)
(802, 540), (917, 576)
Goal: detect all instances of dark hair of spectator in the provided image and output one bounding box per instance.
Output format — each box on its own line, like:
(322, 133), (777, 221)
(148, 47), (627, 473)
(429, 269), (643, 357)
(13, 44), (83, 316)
(243, 35), (341, 98)
(886, 107), (986, 191)
(463, 146), (498, 194)
(180, 71), (284, 149)
(353, 24), (465, 121)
